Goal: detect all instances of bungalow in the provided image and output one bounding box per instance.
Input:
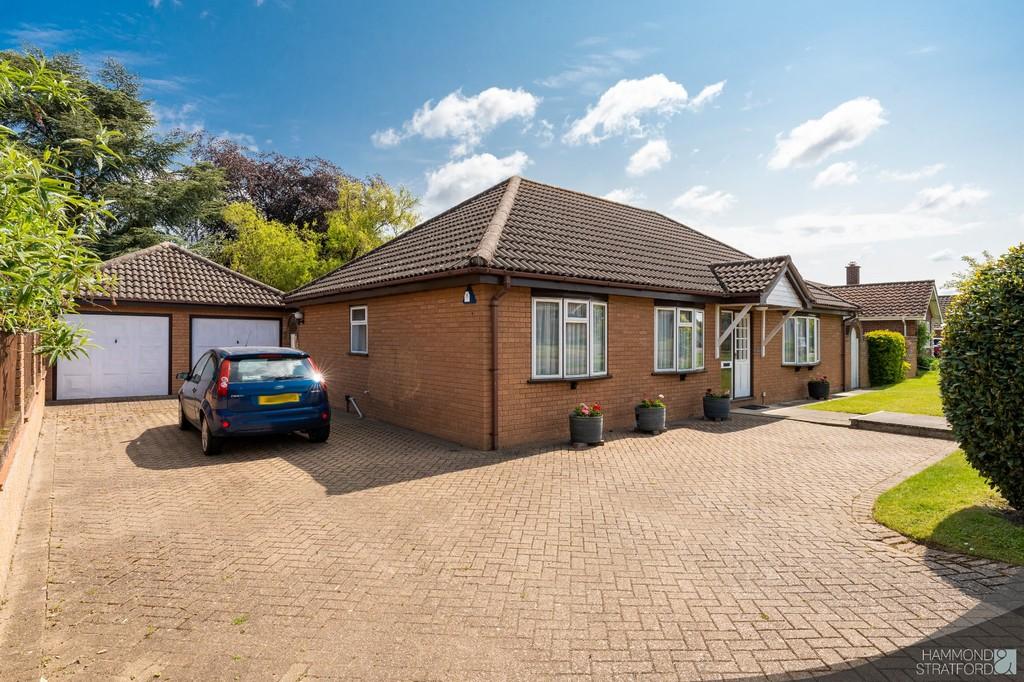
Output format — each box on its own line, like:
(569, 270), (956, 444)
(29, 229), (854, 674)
(287, 176), (860, 450)
(825, 262), (943, 375)
(47, 242), (289, 401)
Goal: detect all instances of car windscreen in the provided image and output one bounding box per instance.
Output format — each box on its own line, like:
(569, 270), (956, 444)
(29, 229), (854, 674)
(228, 357), (315, 382)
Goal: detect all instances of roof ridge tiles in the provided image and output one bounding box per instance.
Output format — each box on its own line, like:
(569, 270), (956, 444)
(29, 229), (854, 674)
(469, 175), (520, 267)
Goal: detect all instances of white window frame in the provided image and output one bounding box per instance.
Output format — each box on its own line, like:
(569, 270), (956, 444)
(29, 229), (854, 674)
(653, 307), (705, 373)
(530, 297), (607, 380)
(782, 314), (820, 365)
(349, 305), (368, 354)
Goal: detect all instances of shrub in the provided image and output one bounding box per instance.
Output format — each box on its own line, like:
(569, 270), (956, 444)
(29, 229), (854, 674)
(866, 330), (907, 385)
(916, 321), (932, 370)
(941, 244), (1024, 510)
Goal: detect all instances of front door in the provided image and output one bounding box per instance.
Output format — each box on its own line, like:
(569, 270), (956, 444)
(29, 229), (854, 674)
(733, 314), (752, 398)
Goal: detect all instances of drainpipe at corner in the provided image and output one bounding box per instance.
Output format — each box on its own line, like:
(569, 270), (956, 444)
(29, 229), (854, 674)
(490, 276), (512, 450)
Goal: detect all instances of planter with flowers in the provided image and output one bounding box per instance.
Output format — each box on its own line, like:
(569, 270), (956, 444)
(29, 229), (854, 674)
(703, 389), (731, 421)
(808, 375), (830, 400)
(635, 394), (667, 433)
(570, 402), (604, 445)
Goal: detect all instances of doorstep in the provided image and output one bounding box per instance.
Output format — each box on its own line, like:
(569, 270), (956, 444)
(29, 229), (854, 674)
(733, 402), (858, 427)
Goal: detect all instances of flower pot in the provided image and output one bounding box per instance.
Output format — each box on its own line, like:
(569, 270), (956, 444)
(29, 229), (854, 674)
(635, 406), (666, 433)
(569, 415), (604, 444)
(703, 396), (730, 421)
(808, 380), (830, 400)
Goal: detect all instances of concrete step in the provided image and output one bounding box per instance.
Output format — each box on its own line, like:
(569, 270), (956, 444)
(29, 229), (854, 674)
(849, 411), (955, 441)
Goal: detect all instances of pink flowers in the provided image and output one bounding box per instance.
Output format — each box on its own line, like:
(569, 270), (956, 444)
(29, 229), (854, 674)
(573, 402), (603, 417)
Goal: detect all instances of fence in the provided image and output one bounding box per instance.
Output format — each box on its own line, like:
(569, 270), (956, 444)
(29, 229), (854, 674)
(0, 332), (44, 456)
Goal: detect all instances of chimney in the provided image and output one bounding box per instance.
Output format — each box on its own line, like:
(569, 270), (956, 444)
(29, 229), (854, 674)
(846, 261), (861, 285)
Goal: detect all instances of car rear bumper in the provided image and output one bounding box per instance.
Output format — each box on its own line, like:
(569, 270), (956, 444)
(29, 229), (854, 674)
(209, 404), (330, 436)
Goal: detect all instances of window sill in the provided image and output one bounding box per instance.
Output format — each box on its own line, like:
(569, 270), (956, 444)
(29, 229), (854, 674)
(651, 369), (707, 376)
(784, 362), (820, 370)
(528, 374), (612, 388)
(348, 351), (369, 357)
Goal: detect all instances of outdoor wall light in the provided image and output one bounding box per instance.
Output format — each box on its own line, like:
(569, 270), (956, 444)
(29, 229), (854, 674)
(463, 285), (477, 304)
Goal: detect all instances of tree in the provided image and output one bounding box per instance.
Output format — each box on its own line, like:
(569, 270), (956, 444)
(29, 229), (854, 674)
(194, 136), (344, 232)
(221, 203), (326, 291)
(940, 243), (1024, 510)
(1, 56), (111, 361)
(323, 175), (419, 266)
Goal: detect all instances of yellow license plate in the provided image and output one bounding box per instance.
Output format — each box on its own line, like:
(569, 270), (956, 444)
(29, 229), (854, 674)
(258, 393), (300, 405)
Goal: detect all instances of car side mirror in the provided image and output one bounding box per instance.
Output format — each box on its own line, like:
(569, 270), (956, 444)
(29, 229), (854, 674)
(176, 371), (192, 381)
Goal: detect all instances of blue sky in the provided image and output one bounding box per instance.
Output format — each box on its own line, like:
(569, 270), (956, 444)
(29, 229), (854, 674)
(6, 1), (1022, 288)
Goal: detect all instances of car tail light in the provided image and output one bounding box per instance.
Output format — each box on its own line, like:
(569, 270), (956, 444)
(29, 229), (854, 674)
(308, 357), (326, 388)
(221, 420), (230, 429)
(320, 411), (329, 421)
(217, 359), (231, 398)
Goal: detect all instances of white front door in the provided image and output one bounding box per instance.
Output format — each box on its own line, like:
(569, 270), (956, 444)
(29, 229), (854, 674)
(733, 314), (752, 399)
(57, 314), (170, 400)
(850, 328), (860, 389)
(190, 317), (280, 367)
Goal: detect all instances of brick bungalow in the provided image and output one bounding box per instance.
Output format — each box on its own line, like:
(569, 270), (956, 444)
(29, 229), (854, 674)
(287, 176), (861, 450)
(826, 262), (942, 375)
(48, 242), (289, 401)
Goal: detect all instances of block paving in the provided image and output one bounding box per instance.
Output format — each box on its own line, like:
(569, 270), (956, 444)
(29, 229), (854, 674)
(1, 400), (1020, 680)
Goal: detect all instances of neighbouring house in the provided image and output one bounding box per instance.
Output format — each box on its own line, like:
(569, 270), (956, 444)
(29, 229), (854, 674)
(287, 176), (860, 450)
(826, 262), (943, 376)
(46, 242), (289, 401)
(933, 294), (956, 338)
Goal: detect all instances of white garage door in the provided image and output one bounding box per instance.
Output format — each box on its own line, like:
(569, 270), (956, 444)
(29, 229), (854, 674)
(57, 314), (170, 400)
(190, 317), (280, 367)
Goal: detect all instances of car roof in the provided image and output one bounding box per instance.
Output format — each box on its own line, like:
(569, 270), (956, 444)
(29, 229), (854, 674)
(214, 346), (308, 358)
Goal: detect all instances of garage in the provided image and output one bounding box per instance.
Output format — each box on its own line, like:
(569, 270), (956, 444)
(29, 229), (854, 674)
(49, 241), (287, 401)
(57, 314), (170, 400)
(190, 317), (282, 367)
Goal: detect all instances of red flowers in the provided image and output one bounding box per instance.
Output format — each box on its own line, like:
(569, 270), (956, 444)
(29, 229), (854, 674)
(573, 402), (603, 417)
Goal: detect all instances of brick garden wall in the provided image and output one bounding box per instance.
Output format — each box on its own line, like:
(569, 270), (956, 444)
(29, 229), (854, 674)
(47, 302), (289, 400)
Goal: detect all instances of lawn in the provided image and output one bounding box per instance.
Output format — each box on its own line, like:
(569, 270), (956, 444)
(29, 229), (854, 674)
(804, 369), (943, 416)
(874, 451), (1024, 565)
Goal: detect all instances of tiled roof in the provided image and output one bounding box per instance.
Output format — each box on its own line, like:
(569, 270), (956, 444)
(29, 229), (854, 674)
(825, 280), (936, 318)
(938, 294), (956, 319)
(90, 242), (284, 308)
(710, 256), (789, 294)
(285, 176), (854, 310)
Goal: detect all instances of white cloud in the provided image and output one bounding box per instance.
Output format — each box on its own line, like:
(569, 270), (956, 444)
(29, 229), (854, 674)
(768, 97), (887, 169)
(5, 23), (77, 48)
(878, 163), (946, 182)
(371, 87), (539, 157)
(928, 248), (956, 261)
(535, 119), (555, 145)
(422, 151), (530, 217)
(626, 139), (671, 176)
(906, 184), (990, 213)
(813, 161), (860, 188)
(151, 102), (204, 134)
(671, 185), (736, 216)
(538, 48), (649, 90)
(565, 74), (723, 145)
(602, 188), (646, 204)
(687, 80), (726, 111)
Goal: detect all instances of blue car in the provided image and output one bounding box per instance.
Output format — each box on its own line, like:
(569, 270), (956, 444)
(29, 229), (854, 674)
(177, 346), (330, 455)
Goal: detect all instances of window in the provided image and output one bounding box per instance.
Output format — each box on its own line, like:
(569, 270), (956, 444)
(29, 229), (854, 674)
(531, 298), (607, 379)
(783, 315), (820, 365)
(229, 357), (315, 382)
(350, 306), (368, 354)
(654, 307), (704, 372)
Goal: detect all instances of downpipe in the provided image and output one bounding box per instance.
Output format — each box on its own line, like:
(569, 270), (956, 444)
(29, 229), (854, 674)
(490, 276), (512, 450)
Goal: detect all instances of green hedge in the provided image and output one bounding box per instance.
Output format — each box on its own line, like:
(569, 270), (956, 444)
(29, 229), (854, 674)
(866, 330), (907, 385)
(941, 244), (1024, 510)
(916, 321), (932, 370)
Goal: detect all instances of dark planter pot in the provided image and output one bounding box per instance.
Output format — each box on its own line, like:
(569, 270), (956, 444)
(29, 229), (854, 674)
(808, 380), (830, 400)
(569, 415), (604, 444)
(635, 406), (667, 433)
(703, 396), (730, 421)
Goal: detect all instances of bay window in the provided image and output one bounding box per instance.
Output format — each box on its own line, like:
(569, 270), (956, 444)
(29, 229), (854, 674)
(783, 315), (819, 365)
(654, 307), (704, 372)
(532, 298), (608, 379)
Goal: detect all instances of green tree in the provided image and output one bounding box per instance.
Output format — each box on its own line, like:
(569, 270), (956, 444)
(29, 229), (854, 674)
(1, 56), (112, 361)
(323, 175), (418, 267)
(221, 203), (325, 291)
(941, 243), (1024, 509)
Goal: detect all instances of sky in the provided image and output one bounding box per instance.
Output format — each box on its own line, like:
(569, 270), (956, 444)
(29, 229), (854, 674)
(6, 1), (1023, 290)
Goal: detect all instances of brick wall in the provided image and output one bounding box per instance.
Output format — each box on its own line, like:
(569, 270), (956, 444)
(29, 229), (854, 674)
(296, 287), (494, 450)
(47, 302), (288, 400)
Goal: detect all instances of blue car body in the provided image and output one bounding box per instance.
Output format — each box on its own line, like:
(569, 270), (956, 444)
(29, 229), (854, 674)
(177, 346), (330, 454)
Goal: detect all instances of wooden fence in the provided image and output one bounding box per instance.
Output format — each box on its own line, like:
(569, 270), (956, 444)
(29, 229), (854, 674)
(0, 332), (44, 453)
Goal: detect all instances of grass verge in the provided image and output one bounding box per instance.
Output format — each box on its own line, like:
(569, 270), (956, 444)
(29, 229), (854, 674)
(874, 450), (1024, 565)
(805, 370), (942, 416)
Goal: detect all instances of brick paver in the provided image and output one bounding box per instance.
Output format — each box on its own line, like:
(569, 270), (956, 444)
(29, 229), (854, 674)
(1, 400), (1020, 680)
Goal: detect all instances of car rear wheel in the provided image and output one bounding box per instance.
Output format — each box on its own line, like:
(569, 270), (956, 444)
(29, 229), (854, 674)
(308, 425), (330, 443)
(178, 402), (191, 431)
(200, 415), (224, 456)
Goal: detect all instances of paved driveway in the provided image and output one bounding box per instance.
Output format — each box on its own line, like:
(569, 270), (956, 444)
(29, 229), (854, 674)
(0, 400), (1019, 680)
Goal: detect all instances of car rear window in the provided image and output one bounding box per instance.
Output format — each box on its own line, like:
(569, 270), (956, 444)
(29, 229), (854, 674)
(228, 357), (315, 382)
